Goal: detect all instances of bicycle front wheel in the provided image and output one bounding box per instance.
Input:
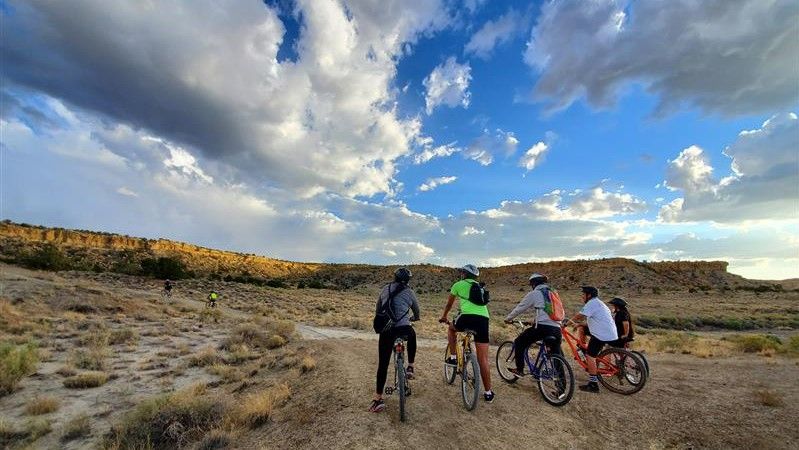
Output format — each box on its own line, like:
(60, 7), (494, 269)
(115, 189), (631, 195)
(495, 341), (518, 383)
(443, 346), (456, 385)
(536, 354), (574, 406)
(461, 352), (481, 411)
(597, 348), (646, 395)
(396, 354), (407, 422)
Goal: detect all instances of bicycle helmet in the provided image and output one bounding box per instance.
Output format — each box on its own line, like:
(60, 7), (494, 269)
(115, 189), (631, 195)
(459, 264), (479, 277)
(394, 267), (412, 284)
(528, 273), (548, 285)
(580, 285), (599, 298)
(609, 297), (627, 308)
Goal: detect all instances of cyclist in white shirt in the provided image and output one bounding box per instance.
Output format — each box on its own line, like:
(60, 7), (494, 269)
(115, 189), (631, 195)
(565, 286), (617, 393)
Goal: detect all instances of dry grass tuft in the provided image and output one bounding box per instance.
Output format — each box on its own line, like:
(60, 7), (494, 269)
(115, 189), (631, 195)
(196, 428), (232, 450)
(105, 385), (227, 449)
(199, 308), (223, 323)
(189, 346), (222, 367)
(69, 347), (109, 371)
(63, 371), (109, 389)
(265, 335), (287, 349)
(727, 334), (783, 353)
(229, 383), (291, 428)
(0, 341), (38, 396)
(300, 356), (316, 374)
(108, 328), (139, 345)
(754, 389), (784, 407)
(61, 413), (91, 442)
(25, 396), (60, 415)
(208, 364), (243, 383)
(56, 365), (77, 377)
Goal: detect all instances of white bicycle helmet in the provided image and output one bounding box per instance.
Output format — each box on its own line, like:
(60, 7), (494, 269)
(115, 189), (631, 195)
(459, 264), (480, 277)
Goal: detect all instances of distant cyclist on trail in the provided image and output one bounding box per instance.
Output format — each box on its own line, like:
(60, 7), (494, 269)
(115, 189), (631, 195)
(207, 290), (219, 308)
(439, 264), (495, 403)
(503, 273), (563, 378)
(369, 267), (420, 413)
(164, 279), (173, 293)
(565, 286), (618, 393)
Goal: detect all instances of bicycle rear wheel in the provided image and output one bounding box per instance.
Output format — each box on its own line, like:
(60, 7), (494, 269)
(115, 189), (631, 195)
(536, 354), (574, 406)
(396, 353), (407, 422)
(596, 348), (646, 395)
(631, 350), (650, 380)
(443, 346), (456, 385)
(461, 352), (481, 411)
(495, 341), (518, 383)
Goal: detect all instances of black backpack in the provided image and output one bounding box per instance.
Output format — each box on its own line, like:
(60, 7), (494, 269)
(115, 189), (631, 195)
(467, 280), (490, 306)
(372, 283), (408, 334)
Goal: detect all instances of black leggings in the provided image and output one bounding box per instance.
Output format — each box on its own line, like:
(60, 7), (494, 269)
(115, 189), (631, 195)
(514, 324), (562, 372)
(375, 326), (416, 395)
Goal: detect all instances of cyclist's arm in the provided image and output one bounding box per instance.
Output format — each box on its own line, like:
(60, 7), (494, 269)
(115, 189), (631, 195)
(620, 321), (630, 338)
(440, 293), (456, 322)
(505, 290), (536, 323)
(409, 290), (420, 321)
(566, 312), (586, 327)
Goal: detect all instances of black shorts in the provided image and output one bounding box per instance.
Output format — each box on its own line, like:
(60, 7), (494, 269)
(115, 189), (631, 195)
(586, 336), (608, 357)
(454, 314), (489, 343)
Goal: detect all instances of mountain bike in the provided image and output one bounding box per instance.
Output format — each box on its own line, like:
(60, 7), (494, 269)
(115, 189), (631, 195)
(441, 320), (480, 411)
(561, 325), (647, 394)
(383, 333), (412, 422)
(612, 339), (650, 381)
(496, 320), (575, 406)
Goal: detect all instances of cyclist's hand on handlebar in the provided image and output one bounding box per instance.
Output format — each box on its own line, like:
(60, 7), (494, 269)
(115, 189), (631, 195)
(438, 316), (449, 324)
(410, 316), (420, 322)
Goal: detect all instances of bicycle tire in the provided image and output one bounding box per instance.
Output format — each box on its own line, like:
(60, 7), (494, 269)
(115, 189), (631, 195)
(461, 352), (480, 411)
(596, 348), (646, 395)
(396, 353), (407, 422)
(631, 350), (650, 380)
(443, 346), (456, 385)
(495, 341), (518, 383)
(536, 354), (574, 406)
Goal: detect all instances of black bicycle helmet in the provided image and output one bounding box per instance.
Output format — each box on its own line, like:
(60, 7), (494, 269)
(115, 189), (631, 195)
(394, 267), (412, 284)
(580, 285), (599, 298)
(609, 297), (627, 308)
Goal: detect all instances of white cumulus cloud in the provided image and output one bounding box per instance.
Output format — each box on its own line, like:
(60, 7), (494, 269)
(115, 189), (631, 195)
(418, 176), (457, 192)
(423, 57), (472, 115)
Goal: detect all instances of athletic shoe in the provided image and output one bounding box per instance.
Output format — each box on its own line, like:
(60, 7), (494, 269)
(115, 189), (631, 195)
(368, 399), (385, 412)
(406, 366), (415, 380)
(483, 391), (495, 403)
(578, 382), (599, 393)
(445, 356), (457, 366)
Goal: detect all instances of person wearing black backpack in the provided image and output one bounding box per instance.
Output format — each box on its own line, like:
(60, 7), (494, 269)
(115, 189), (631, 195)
(369, 267), (420, 413)
(438, 264), (495, 403)
(503, 273), (563, 378)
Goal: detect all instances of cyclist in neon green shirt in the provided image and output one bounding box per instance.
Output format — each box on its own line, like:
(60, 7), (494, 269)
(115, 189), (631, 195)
(438, 264), (494, 403)
(207, 291), (219, 308)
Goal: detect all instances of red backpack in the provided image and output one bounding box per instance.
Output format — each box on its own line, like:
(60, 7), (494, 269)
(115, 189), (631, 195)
(541, 287), (565, 321)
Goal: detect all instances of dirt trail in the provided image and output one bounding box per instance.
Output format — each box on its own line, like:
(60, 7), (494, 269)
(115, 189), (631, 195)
(239, 337), (799, 450)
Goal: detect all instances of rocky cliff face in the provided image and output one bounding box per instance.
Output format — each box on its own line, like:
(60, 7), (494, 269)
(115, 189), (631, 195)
(0, 221), (752, 291)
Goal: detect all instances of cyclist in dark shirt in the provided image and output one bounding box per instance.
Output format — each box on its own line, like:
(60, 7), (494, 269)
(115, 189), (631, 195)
(608, 297), (634, 348)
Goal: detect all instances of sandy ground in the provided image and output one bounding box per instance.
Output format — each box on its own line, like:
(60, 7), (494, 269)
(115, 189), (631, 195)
(1, 265), (798, 449)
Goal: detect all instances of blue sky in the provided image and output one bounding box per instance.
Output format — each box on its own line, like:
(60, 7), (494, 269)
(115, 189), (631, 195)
(2, 0), (798, 278)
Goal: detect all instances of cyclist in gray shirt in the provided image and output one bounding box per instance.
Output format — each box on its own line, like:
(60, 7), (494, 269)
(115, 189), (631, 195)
(503, 273), (563, 377)
(369, 267), (420, 413)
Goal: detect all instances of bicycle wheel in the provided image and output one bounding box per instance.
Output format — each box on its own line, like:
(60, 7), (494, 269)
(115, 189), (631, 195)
(495, 341), (518, 383)
(396, 353), (407, 422)
(443, 346), (456, 385)
(631, 350), (650, 380)
(461, 352), (481, 411)
(596, 348), (646, 395)
(536, 354), (574, 407)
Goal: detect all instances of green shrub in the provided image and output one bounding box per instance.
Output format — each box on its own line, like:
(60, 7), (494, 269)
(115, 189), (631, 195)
(140, 257), (188, 280)
(0, 342), (39, 396)
(21, 244), (71, 271)
(727, 334), (782, 353)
